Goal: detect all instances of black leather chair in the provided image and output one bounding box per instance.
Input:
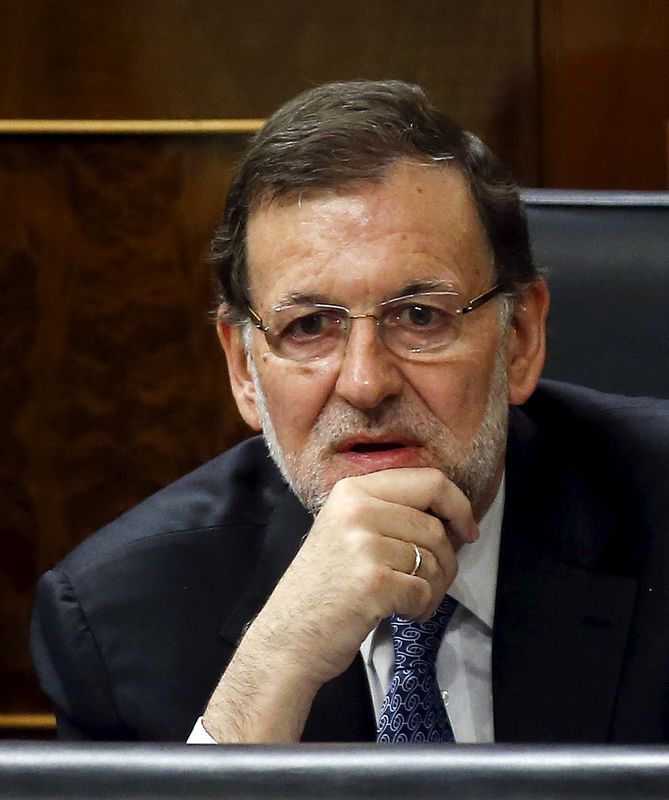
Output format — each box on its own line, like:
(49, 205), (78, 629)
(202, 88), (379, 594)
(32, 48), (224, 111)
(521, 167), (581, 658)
(521, 190), (669, 399)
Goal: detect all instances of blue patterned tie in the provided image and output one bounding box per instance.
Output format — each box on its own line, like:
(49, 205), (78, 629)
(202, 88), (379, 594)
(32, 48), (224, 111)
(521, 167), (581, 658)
(376, 595), (458, 743)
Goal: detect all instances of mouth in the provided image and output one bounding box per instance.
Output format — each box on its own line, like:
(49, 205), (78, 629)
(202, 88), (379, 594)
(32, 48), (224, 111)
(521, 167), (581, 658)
(330, 435), (427, 474)
(335, 435), (420, 455)
(348, 441), (406, 453)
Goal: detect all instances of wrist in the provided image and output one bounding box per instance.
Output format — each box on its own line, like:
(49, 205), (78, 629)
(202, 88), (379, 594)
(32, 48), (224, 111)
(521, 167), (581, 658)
(202, 625), (323, 743)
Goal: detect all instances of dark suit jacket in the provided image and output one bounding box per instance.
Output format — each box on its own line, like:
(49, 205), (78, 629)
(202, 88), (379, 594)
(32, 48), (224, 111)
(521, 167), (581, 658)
(31, 381), (669, 742)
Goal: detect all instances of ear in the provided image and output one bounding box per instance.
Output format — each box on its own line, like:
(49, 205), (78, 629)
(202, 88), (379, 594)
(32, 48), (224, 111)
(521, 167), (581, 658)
(216, 321), (262, 431)
(505, 280), (550, 406)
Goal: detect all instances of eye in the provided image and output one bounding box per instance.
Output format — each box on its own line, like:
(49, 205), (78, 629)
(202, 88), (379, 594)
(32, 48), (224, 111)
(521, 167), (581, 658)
(390, 302), (449, 330)
(281, 310), (343, 340)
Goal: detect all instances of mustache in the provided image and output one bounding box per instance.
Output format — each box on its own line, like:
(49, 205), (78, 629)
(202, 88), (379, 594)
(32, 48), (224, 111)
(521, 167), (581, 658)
(312, 397), (444, 451)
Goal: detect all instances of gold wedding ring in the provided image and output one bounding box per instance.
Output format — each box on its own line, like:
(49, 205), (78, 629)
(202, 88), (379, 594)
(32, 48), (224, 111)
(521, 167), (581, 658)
(410, 544), (422, 577)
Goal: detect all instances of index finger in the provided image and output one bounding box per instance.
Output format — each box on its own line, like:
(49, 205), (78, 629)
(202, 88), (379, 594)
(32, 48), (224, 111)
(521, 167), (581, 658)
(346, 467), (478, 546)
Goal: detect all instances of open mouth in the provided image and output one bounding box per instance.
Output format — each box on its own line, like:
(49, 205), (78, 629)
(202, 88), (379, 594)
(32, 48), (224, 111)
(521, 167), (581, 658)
(349, 442), (405, 453)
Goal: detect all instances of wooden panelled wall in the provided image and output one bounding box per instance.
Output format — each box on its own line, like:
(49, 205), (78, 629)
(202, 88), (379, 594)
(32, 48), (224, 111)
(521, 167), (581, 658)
(1, 0), (668, 735)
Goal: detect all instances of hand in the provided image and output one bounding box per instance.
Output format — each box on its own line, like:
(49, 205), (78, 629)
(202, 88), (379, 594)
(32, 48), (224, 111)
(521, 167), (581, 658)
(202, 467), (478, 743)
(258, 467), (478, 684)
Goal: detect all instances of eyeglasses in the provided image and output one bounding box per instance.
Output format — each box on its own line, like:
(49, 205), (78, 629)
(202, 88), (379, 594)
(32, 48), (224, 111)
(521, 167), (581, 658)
(247, 284), (503, 363)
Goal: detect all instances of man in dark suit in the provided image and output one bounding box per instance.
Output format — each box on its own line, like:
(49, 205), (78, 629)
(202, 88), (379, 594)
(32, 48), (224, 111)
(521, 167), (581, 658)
(31, 80), (669, 743)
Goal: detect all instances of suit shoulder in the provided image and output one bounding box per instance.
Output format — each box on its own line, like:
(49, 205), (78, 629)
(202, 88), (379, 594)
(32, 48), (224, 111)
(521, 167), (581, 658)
(56, 436), (283, 576)
(525, 380), (669, 453)
(514, 381), (669, 519)
(507, 381), (669, 573)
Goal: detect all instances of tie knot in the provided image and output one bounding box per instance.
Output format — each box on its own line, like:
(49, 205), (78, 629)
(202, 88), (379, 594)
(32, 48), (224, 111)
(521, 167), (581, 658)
(390, 595), (458, 670)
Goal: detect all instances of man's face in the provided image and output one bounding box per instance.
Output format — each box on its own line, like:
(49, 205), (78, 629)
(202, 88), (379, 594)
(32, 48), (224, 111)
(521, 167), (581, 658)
(221, 160), (545, 518)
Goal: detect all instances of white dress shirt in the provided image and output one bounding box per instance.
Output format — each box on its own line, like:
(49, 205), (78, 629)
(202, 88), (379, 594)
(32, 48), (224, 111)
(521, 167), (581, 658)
(188, 478), (504, 744)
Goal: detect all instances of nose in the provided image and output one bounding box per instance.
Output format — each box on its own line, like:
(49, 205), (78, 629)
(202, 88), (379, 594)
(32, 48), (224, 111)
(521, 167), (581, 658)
(333, 317), (403, 409)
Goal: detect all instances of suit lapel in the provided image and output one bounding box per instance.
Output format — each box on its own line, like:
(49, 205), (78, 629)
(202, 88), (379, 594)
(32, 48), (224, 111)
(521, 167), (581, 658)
(219, 478), (376, 742)
(493, 406), (638, 742)
(219, 481), (311, 645)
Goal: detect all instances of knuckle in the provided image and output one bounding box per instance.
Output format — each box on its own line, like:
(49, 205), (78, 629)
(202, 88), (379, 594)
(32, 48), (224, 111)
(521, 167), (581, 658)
(418, 580), (433, 610)
(326, 479), (345, 502)
(425, 467), (448, 491)
(409, 577), (432, 609)
(332, 475), (355, 494)
(422, 551), (439, 580)
(428, 513), (446, 539)
(328, 476), (362, 506)
(338, 527), (379, 567)
(444, 557), (459, 585)
(329, 495), (370, 530)
(361, 562), (393, 596)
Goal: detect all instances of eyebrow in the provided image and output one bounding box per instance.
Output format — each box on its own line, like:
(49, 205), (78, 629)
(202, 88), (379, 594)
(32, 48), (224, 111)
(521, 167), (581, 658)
(271, 278), (460, 310)
(394, 278), (459, 296)
(272, 291), (332, 309)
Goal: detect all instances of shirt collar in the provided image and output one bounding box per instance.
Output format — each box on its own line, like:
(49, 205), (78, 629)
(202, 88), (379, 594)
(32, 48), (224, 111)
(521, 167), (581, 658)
(447, 474), (504, 630)
(360, 476), (504, 666)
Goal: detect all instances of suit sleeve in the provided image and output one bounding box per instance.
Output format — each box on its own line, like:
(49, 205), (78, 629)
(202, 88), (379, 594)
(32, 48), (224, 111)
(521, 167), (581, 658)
(31, 567), (134, 740)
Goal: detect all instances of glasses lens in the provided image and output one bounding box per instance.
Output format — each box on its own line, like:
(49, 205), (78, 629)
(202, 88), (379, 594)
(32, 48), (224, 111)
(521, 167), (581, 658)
(258, 292), (470, 363)
(380, 293), (463, 358)
(266, 305), (346, 361)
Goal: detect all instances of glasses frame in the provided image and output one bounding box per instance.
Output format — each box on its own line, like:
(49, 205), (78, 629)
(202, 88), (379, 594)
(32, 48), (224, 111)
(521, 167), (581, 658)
(246, 283), (503, 362)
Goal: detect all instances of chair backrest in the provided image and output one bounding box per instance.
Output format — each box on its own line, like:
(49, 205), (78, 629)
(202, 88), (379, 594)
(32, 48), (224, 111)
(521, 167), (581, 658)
(521, 189), (669, 399)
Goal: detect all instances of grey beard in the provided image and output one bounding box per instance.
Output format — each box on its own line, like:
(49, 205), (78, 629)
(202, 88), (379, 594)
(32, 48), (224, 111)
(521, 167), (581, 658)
(248, 347), (509, 517)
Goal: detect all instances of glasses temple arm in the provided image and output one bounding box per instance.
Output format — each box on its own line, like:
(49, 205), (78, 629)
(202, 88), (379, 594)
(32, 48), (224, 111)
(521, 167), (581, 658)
(247, 306), (270, 332)
(461, 284), (503, 315)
